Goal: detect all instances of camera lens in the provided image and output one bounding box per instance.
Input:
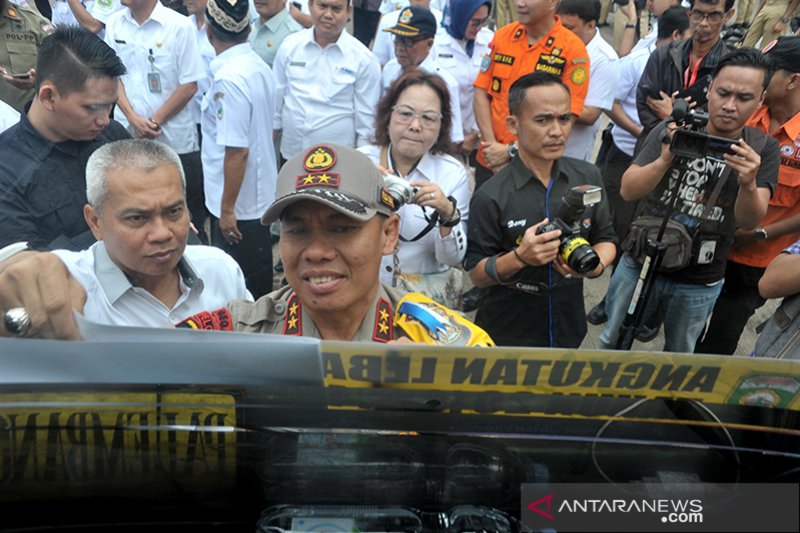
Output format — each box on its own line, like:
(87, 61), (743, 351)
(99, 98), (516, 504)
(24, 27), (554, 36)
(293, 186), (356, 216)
(560, 236), (600, 275)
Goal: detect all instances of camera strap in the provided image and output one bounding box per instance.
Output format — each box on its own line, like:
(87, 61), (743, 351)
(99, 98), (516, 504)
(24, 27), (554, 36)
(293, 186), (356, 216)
(381, 145), (439, 242)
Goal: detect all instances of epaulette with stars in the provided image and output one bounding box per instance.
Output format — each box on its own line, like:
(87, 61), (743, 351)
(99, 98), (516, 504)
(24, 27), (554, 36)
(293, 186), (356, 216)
(372, 297), (393, 343)
(283, 293), (302, 336)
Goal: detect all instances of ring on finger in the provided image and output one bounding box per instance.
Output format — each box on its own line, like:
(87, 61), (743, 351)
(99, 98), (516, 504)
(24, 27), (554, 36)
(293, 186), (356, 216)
(4, 307), (31, 337)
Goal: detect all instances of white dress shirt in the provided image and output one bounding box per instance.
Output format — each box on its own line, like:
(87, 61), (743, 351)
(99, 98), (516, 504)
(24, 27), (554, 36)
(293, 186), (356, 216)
(433, 27), (493, 134)
(105, 2), (205, 154)
(372, 6), (444, 66)
(188, 14), (215, 126)
(564, 29), (619, 161)
(52, 0), (95, 27)
(52, 242), (252, 327)
(0, 99), (20, 133)
(273, 27), (381, 160)
(611, 41), (654, 157)
(358, 144), (469, 284)
(201, 43), (278, 221)
(381, 54), (464, 143)
(90, 0), (121, 25)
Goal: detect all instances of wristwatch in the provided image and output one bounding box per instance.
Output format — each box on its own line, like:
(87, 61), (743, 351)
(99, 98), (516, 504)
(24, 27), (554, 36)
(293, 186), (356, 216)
(507, 141), (518, 159)
(754, 227), (768, 241)
(441, 196), (461, 228)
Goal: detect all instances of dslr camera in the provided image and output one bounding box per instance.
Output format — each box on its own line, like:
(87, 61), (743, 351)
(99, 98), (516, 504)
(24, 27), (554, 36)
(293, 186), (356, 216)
(383, 175), (419, 209)
(669, 99), (739, 162)
(535, 185), (601, 275)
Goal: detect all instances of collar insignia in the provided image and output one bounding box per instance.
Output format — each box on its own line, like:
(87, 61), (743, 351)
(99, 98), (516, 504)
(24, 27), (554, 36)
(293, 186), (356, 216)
(283, 293), (302, 336)
(373, 298), (393, 342)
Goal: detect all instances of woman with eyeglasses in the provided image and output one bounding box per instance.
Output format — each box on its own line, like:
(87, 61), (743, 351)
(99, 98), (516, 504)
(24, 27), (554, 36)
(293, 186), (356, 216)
(434, 0), (493, 155)
(359, 70), (470, 308)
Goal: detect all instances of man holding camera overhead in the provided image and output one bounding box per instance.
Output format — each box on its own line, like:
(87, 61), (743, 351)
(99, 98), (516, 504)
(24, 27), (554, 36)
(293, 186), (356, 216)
(465, 72), (616, 348)
(599, 49), (780, 353)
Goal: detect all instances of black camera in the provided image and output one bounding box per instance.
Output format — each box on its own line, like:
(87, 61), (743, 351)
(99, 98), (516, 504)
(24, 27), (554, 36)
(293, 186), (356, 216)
(669, 99), (739, 162)
(535, 185), (602, 275)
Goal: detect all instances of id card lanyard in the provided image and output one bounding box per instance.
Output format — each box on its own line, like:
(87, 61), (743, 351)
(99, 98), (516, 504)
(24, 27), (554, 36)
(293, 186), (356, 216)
(147, 48), (162, 93)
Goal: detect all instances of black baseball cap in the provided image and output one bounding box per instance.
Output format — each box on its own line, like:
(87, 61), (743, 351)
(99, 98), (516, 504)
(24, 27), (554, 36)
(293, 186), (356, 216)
(762, 36), (800, 72)
(384, 6), (437, 38)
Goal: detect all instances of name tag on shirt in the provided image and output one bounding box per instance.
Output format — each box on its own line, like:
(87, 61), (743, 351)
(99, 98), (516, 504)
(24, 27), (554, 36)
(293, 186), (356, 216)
(290, 61), (306, 67)
(114, 39), (126, 44)
(148, 72), (162, 93)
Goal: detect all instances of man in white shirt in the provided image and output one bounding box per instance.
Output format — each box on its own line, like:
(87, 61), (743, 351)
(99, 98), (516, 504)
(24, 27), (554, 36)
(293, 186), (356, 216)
(105, 0), (203, 152)
(380, 6), (463, 142)
(105, 0), (206, 236)
(202, 0), (277, 299)
(371, 0), (443, 66)
(558, 0), (619, 161)
(65, 0), (123, 35)
(272, 0), (381, 162)
(0, 139), (251, 339)
(183, 0), (215, 242)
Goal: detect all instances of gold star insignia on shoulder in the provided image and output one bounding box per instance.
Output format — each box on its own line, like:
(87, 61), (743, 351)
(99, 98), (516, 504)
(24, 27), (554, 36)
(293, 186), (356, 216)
(283, 294), (302, 336)
(372, 298), (393, 342)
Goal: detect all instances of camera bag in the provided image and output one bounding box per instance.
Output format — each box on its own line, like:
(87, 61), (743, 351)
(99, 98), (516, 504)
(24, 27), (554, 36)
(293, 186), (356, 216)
(622, 216), (694, 272)
(623, 126), (767, 272)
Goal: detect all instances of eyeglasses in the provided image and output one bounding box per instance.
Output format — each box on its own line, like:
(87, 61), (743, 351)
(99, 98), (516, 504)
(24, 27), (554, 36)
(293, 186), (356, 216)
(391, 105), (442, 128)
(468, 16), (490, 27)
(394, 35), (430, 48)
(689, 9), (725, 23)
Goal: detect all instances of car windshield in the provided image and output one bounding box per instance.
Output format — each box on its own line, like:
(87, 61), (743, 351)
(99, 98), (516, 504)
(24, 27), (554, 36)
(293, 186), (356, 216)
(2, 335), (799, 531)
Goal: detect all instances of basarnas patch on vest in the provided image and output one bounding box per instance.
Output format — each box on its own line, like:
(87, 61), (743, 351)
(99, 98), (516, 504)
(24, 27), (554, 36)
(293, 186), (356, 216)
(303, 145), (337, 171)
(535, 54), (565, 76)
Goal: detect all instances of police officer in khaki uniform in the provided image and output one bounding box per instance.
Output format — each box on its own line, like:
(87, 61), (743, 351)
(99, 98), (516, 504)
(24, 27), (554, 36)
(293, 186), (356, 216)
(209, 144), (491, 345)
(0, 0), (52, 112)
(226, 144), (420, 342)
